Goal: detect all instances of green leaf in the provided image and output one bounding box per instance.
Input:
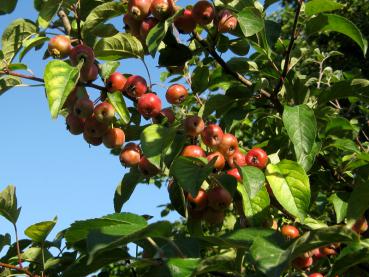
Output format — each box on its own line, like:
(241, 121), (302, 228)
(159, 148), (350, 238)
(0, 1), (17, 15)
(237, 183), (270, 226)
(100, 61), (120, 81)
(0, 75), (21, 95)
(114, 167), (143, 213)
(331, 243), (369, 275)
(347, 181), (369, 221)
(265, 160), (310, 222)
(0, 185), (21, 225)
(167, 258), (199, 277)
(82, 2), (126, 38)
(107, 91), (130, 125)
(318, 79), (369, 104)
(305, 0), (344, 16)
(237, 7), (264, 37)
(65, 213), (147, 245)
(24, 217), (57, 243)
(191, 66), (209, 94)
(306, 13), (368, 55)
(158, 44), (193, 67)
(140, 124), (176, 168)
(94, 33), (144, 60)
(168, 180), (187, 217)
(170, 157), (213, 197)
(328, 192), (349, 223)
(87, 221), (172, 264)
(43, 60), (80, 119)
(19, 36), (48, 61)
(37, 0), (61, 28)
(7, 63), (27, 71)
(238, 166), (265, 199)
(0, 233), (11, 253)
(328, 138), (359, 153)
(92, 23), (119, 37)
(282, 105), (317, 171)
(2, 19), (37, 63)
(62, 248), (130, 277)
(203, 94), (234, 118)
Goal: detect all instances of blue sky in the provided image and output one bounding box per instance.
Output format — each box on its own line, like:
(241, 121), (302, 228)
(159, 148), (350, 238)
(0, 0), (279, 250)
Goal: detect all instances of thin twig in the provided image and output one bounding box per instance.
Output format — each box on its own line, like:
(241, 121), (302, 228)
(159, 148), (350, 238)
(271, 0), (303, 111)
(0, 262), (33, 277)
(192, 31), (252, 87)
(13, 224), (22, 269)
(192, 31), (280, 111)
(57, 9), (71, 35)
(71, 2), (82, 43)
(141, 58), (152, 89)
(0, 70), (138, 103)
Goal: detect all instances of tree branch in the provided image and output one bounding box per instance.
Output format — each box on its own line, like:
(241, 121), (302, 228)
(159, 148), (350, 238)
(192, 31), (282, 112)
(0, 262), (33, 276)
(271, 0), (303, 109)
(0, 70), (138, 103)
(192, 31), (252, 87)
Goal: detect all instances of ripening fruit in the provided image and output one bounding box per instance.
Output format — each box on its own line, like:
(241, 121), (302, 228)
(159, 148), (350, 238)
(48, 35), (72, 58)
(192, 1), (215, 26)
(120, 143), (142, 167)
(217, 133), (238, 157)
(103, 128), (125, 149)
(63, 87), (88, 112)
(320, 246), (337, 256)
(69, 44), (95, 68)
(106, 72), (127, 92)
(184, 115), (205, 137)
(128, 0), (152, 20)
(83, 131), (102, 146)
(226, 150), (246, 168)
(137, 93), (162, 118)
(187, 189), (208, 211)
(140, 17), (158, 40)
(74, 98), (94, 119)
(123, 75), (147, 98)
(292, 256), (313, 269)
(207, 151), (226, 170)
(80, 63), (99, 83)
(203, 208), (225, 225)
(166, 84), (188, 104)
(201, 124), (224, 148)
(174, 9), (196, 34)
(309, 273), (324, 277)
(94, 102), (116, 124)
(227, 168), (241, 182)
(123, 13), (141, 37)
(182, 145), (206, 158)
(281, 225), (300, 239)
(138, 156), (160, 176)
(245, 148), (268, 169)
(66, 113), (85, 135)
(153, 108), (175, 124)
(84, 116), (109, 138)
(150, 0), (175, 21)
(207, 186), (232, 211)
(311, 248), (324, 259)
(217, 9), (238, 33)
(352, 217), (368, 234)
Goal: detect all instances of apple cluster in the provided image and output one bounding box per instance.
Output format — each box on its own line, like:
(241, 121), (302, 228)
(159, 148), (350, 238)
(278, 219), (368, 275)
(123, 0), (238, 44)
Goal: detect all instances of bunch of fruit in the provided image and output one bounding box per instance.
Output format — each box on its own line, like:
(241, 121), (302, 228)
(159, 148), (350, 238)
(277, 219), (368, 275)
(123, 0), (238, 44)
